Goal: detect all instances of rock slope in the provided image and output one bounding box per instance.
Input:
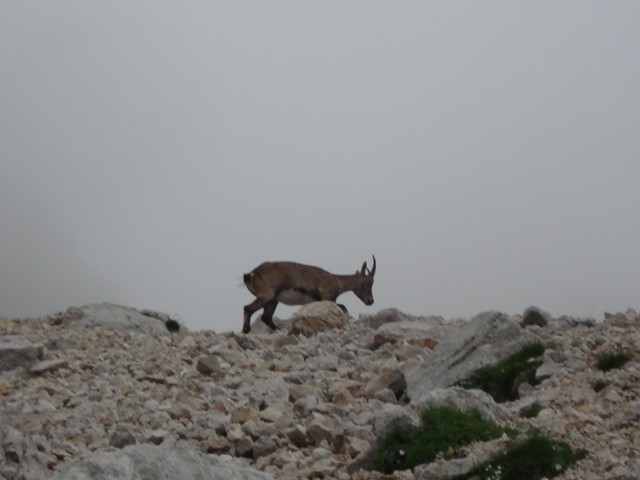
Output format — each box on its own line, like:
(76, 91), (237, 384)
(0, 303), (638, 479)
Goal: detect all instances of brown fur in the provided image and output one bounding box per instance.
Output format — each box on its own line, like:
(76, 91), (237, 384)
(242, 256), (376, 334)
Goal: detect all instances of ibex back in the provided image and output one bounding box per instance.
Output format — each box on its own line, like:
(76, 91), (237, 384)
(242, 256), (376, 333)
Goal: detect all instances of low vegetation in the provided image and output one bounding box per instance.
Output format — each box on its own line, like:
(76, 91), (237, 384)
(140, 309), (181, 332)
(453, 435), (582, 480)
(520, 401), (543, 418)
(595, 349), (632, 372)
(368, 342), (584, 476)
(458, 341), (546, 403)
(165, 319), (181, 332)
(369, 406), (505, 474)
(370, 405), (581, 478)
(591, 378), (609, 392)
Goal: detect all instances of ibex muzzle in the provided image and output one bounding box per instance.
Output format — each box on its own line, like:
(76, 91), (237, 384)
(242, 256), (376, 334)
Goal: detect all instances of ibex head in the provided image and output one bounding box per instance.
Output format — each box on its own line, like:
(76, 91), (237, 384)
(353, 255), (376, 306)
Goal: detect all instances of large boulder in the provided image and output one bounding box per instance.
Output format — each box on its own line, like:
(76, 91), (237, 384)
(376, 315), (450, 339)
(347, 404), (420, 474)
(1, 425), (49, 480)
(0, 336), (44, 372)
(416, 387), (510, 424)
(48, 304), (186, 335)
(360, 309), (453, 352)
(360, 308), (444, 332)
(359, 308), (420, 329)
(289, 301), (349, 337)
(55, 439), (274, 480)
(373, 404), (420, 438)
(405, 311), (538, 404)
(364, 368), (407, 401)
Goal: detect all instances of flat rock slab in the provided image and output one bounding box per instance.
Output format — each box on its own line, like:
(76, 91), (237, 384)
(28, 359), (69, 375)
(0, 336), (44, 372)
(406, 311), (539, 404)
(54, 304), (180, 335)
(55, 439), (275, 480)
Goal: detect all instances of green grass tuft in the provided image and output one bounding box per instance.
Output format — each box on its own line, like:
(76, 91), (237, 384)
(591, 378), (609, 392)
(140, 309), (181, 333)
(369, 406), (505, 474)
(520, 402), (544, 418)
(458, 341), (546, 403)
(454, 435), (582, 480)
(165, 319), (181, 332)
(595, 349), (632, 372)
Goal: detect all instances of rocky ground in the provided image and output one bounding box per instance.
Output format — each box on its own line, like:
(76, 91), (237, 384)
(0, 302), (638, 480)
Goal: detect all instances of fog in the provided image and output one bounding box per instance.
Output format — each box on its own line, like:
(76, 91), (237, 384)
(2, 2), (639, 332)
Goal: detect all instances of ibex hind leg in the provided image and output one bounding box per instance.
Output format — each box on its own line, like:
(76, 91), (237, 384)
(242, 308), (253, 334)
(243, 298), (265, 334)
(337, 303), (349, 314)
(260, 301), (280, 331)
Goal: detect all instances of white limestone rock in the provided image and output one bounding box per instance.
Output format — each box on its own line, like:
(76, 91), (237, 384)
(406, 311), (538, 404)
(55, 439), (273, 480)
(290, 301), (349, 337)
(52, 303), (186, 335)
(0, 336), (44, 372)
(417, 387), (510, 424)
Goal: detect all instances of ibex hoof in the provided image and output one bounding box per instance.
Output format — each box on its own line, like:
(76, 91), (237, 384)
(337, 303), (349, 314)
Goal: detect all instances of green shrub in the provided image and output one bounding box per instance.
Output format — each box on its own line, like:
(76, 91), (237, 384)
(165, 319), (181, 332)
(369, 406), (505, 474)
(592, 378), (609, 392)
(139, 309), (181, 332)
(520, 402), (543, 418)
(454, 435), (581, 480)
(595, 350), (632, 372)
(458, 341), (546, 403)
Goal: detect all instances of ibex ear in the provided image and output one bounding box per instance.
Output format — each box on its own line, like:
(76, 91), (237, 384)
(360, 261), (368, 275)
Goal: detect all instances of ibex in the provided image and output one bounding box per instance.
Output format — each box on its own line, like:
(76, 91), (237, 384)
(242, 256), (376, 333)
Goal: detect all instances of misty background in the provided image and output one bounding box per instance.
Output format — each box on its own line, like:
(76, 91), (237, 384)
(2, 2), (639, 332)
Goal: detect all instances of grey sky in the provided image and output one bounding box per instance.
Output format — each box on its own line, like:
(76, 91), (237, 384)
(2, 2), (639, 332)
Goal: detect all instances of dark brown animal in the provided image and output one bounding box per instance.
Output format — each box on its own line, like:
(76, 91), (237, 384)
(242, 256), (376, 333)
